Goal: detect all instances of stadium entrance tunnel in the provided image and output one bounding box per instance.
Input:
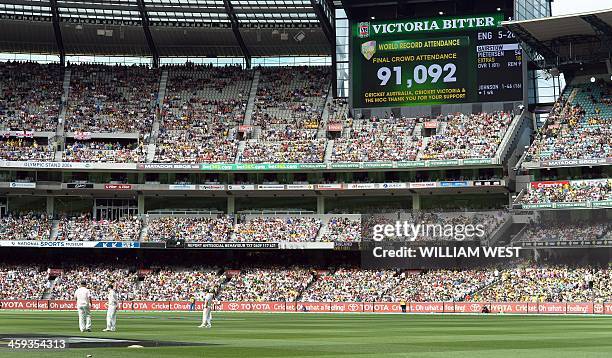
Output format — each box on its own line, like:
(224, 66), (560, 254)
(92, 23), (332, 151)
(0, 334), (219, 349)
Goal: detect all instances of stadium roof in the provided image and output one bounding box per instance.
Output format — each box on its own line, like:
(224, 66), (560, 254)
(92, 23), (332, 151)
(0, 0), (335, 64)
(503, 8), (612, 70)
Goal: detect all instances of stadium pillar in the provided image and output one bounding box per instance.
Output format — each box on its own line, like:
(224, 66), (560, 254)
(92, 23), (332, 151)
(317, 196), (325, 214)
(412, 195), (420, 212)
(227, 197), (235, 214)
(138, 194), (145, 216)
(46, 197), (54, 216)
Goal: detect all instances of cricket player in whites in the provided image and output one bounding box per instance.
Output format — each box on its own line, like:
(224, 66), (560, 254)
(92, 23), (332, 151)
(103, 283), (118, 332)
(75, 281), (92, 332)
(198, 289), (214, 328)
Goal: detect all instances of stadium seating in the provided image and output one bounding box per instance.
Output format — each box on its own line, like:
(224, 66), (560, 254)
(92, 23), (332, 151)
(520, 180), (612, 204)
(51, 266), (139, 300)
(527, 81), (612, 161)
(331, 117), (420, 162)
(217, 268), (313, 302)
(0, 266), (48, 299)
(65, 64), (160, 134)
(300, 269), (398, 302)
(473, 265), (611, 303)
(385, 269), (496, 302)
(155, 65), (249, 163)
(136, 268), (224, 301)
(143, 216), (233, 242)
(3, 263), (612, 303)
(515, 222), (610, 242)
(0, 137), (55, 161)
(63, 140), (146, 163)
(0, 62), (62, 132)
(234, 217), (322, 242)
(55, 215), (141, 241)
(0, 212), (51, 241)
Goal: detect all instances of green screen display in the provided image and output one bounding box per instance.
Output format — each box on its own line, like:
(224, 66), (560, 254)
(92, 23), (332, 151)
(351, 13), (523, 108)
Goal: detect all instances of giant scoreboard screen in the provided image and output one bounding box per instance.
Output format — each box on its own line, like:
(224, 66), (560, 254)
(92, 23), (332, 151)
(351, 13), (523, 108)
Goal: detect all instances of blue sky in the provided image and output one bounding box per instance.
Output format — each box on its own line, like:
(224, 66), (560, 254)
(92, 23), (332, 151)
(552, 1), (611, 15)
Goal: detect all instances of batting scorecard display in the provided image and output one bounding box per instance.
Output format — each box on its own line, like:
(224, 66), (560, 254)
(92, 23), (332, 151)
(351, 13), (523, 108)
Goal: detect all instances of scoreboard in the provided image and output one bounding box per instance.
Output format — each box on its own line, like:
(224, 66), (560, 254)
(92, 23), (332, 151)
(351, 13), (523, 108)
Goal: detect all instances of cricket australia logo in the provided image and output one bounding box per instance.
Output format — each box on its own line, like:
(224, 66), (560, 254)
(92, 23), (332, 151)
(358, 22), (370, 38)
(361, 41), (377, 60)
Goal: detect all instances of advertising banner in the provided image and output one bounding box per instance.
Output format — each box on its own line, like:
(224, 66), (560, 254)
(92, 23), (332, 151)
(3, 300), (611, 314)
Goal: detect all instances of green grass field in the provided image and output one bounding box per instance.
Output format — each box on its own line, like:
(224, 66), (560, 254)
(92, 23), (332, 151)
(1, 311), (612, 357)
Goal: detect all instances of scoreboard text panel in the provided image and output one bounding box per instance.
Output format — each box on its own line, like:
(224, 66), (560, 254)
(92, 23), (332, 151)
(351, 14), (523, 108)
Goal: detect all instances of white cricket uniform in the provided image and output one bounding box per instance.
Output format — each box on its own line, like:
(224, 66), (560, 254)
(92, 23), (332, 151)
(201, 293), (214, 327)
(106, 289), (118, 331)
(75, 287), (92, 332)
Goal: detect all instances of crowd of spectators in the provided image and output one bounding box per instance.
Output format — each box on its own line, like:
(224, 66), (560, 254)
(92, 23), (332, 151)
(0, 266), (48, 299)
(0, 212), (51, 240)
(520, 179), (612, 204)
(155, 65), (249, 163)
(527, 82), (611, 162)
(320, 217), (361, 242)
(0, 137), (55, 161)
(253, 66), (330, 130)
(234, 217), (321, 242)
(65, 64), (160, 134)
(51, 266), (139, 300)
(136, 268), (224, 301)
(331, 117), (419, 162)
(0, 62), (62, 132)
(403, 211), (507, 241)
(2, 263), (612, 303)
(239, 139), (326, 163)
(300, 269), (398, 302)
(63, 140), (145, 163)
(474, 265), (612, 303)
(217, 268), (313, 302)
(517, 222), (610, 242)
(386, 269), (497, 302)
(143, 216), (233, 242)
(421, 112), (513, 160)
(55, 214), (141, 241)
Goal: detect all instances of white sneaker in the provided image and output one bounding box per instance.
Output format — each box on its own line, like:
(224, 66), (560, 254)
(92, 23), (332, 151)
(103, 329), (110, 332)
(198, 324), (205, 328)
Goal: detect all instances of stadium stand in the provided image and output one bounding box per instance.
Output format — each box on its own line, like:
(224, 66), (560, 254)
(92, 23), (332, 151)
(51, 266), (139, 300)
(331, 117), (420, 162)
(65, 64), (160, 134)
(300, 269), (398, 302)
(0, 212), (51, 241)
(155, 65), (249, 163)
(0, 265), (48, 300)
(63, 140), (146, 163)
(217, 268), (313, 302)
(0, 62), (62, 132)
(514, 221), (610, 243)
(527, 80), (611, 161)
(2, 263), (612, 304)
(55, 215), (141, 241)
(520, 179), (612, 204)
(239, 66), (330, 164)
(143, 216), (233, 242)
(234, 217), (321, 242)
(136, 267), (224, 301)
(0, 137), (55, 161)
